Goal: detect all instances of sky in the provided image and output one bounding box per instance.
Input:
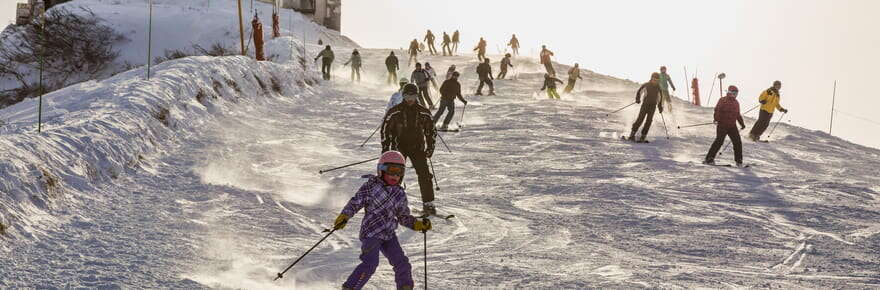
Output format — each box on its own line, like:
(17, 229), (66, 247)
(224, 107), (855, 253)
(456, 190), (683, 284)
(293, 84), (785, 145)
(1, 0), (878, 149)
(343, 0), (880, 149)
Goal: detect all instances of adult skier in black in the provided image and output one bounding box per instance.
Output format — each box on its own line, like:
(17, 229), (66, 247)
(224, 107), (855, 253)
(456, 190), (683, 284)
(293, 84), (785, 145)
(474, 37), (488, 62)
(343, 49), (362, 82)
(497, 53), (514, 80)
(411, 63), (435, 109)
(381, 84), (439, 215)
(508, 34), (520, 55)
(424, 30), (437, 56)
(704, 85), (746, 166)
(441, 32), (452, 56)
(433, 71), (468, 130)
(452, 30), (460, 54)
(385, 51), (399, 85)
(475, 58), (495, 96)
(314, 45), (335, 80)
(627, 72), (664, 142)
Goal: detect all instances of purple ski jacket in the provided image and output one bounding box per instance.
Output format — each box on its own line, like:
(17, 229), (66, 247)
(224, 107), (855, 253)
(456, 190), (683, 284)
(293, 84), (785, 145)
(341, 175), (417, 241)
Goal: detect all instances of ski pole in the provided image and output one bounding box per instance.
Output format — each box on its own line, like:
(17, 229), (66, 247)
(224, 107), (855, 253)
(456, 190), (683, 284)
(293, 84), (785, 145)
(436, 132), (452, 153)
(429, 158), (440, 191)
(606, 102), (637, 116)
(677, 122), (714, 129)
(318, 157), (379, 174)
(457, 103), (467, 128)
(659, 112), (670, 139)
(766, 111), (788, 138)
(422, 219), (429, 290)
(742, 104), (760, 115)
(360, 123), (381, 147)
(274, 228), (338, 281)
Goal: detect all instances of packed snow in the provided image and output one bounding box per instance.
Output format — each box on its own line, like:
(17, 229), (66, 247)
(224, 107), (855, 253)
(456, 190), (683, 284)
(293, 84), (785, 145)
(1, 0), (879, 289)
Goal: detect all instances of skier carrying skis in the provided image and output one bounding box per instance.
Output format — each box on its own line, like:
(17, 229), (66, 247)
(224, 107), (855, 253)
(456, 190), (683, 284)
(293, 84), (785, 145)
(452, 30), (460, 54)
(411, 63), (435, 109)
(334, 151), (432, 290)
(445, 65), (457, 80)
(497, 53), (514, 80)
(386, 51), (400, 85)
(424, 30), (437, 56)
(343, 49), (363, 82)
(658, 66), (677, 112)
(475, 58), (495, 96)
(433, 71), (468, 130)
(314, 45), (335, 80)
(563, 63), (584, 93)
(541, 73), (564, 100)
(748, 80), (788, 142)
(704, 85), (746, 166)
(474, 37), (488, 62)
(539, 45), (556, 76)
(508, 34), (520, 56)
(408, 39), (421, 66)
(386, 77), (409, 112)
(381, 84), (439, 215)
(441, 32), (452, 56)
(627, 72), (664, 142)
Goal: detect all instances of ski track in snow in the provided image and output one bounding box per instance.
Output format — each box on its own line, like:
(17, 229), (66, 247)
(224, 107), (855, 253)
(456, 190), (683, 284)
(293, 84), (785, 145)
(3, 31), (880, 290)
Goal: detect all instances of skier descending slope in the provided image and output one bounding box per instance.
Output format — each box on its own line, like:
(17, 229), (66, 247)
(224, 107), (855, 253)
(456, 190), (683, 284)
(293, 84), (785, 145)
(508, 34), (520, 55)
(658, 66), (677, 112)
(424, 29), (437, 55)
(386, 77), (409, 111)
(334, 151), (432, 290)
(382, 84), (439, 215)
(539, 45), (556, 76)
(626, 73), (664, 142)
(343, 49), (363, 82)
(408, 39), (421, 66)
(386, 51), (400, 85)
(540, 73), (564, 100)
(452, 30), (460, 54)
(411, 63), (435, 109)
(497, 53), (514, 80)
(749, 80), (789, 142)
(475, 58), (496, 96)
(441, 32), (452, 56)
(563, 63), (584, 93)
(433, 71), (468, 130)
(474, 37), (488, 62)
(704, 85), (747, 166)
(424, 62), (439, 91)
(445, 65), (457, 80)
(314, 45), (335, 80)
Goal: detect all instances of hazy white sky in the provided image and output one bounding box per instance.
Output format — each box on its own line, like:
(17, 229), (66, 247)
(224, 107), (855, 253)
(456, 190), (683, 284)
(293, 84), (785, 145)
(343, 0), (880, 149)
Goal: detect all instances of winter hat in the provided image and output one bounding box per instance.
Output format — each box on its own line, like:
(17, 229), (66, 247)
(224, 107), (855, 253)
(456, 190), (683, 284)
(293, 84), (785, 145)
(403, 84), (419, 101)
(727, 85), (739, 96)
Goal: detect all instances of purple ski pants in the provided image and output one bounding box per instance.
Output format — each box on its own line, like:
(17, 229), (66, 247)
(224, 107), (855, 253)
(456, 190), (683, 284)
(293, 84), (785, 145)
(343, 235), (413, 289)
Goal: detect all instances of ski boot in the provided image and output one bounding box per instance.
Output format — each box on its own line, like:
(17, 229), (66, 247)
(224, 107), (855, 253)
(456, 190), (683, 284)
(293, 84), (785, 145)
(637, 134), (647, 143)
(423, 202), (436, 216)
(438, 124), (448, 131)
(748, 133), (759, 142)
(703, 159), (715, 165)
(474, 91), (483, 96)
(736, 161), (745, 167)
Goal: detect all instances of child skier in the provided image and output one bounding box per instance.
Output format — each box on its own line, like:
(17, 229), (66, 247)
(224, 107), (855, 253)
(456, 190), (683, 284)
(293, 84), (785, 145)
(334, 151), (432, 290)
(541, 73), (564, 100)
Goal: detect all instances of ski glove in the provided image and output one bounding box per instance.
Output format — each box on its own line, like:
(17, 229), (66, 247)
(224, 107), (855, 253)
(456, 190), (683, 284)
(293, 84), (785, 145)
(780, 108), (788, 113)
(658, 105), (664, 114)
(425, 148), (434, 158)
(333, 214), (349, 230)
(414, 218), (432, 232)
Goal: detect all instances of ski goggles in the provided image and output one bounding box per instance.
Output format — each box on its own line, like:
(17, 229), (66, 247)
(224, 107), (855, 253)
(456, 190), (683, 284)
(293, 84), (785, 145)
(379, 163), (406, 176)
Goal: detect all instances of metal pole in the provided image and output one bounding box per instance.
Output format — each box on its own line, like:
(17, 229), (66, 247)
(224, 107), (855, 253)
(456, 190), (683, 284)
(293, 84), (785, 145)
(706, 72), (716, 105)
(829, 80), (837, 134)
(147, 0), (153, 80)
(237, 0), (246, 55)
(37, 4), (46, 133)
(683, 66), (689, 103)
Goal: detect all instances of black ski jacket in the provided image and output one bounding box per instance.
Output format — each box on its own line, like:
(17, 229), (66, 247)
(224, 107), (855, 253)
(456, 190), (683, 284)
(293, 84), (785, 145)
(636, 82), (663, 106)
(439, 79), (466, 102)
(381, 103), (437, 156)
(385, 55), (399, 70)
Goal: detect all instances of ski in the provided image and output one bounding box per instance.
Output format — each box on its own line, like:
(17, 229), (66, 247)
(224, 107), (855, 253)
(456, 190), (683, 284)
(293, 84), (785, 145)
(436, 129), (460, 133)
(703, 163), (751, 168)
(620, 135), (650, 143)
(411, 209), (455, 220)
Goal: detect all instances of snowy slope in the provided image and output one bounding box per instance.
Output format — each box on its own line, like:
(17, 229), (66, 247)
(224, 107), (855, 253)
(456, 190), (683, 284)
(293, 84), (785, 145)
(1, 5), (880, 287)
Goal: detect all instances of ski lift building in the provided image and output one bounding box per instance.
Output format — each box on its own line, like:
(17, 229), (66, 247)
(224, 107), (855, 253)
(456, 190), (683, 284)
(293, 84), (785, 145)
(264, 0), (341, 31)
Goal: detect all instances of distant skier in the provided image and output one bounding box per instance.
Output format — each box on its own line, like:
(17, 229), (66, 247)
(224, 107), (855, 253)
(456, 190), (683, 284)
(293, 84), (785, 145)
(424, 30), (437, 56)
(386, 51), (400, 85)
(541, 73), (564, 100)
(386, 77), (409, 111)
(497, 53), (514, 80)
(334, 150), (432, 290)
(563, 63), (584, 93)
(475, 58), (495, 96)
(626, 72), (664, 142)
(314, 45), (335, 80)
(452, 30), (460, 54)
(343, 49), (362, 82)
(445, 64), (457, 80)
(408, 39), (421, 66)
(381, 84), (439, 215)
(441, 32), (452, 56)
(539, 45), (556, 76)
(748, 80), (788, 142)
(474, 37), (488, 62)
(658, 66), (677, 112)
(424, 62), (439, 90)
(508, 34), (520, 55)
(411, 63), (435, 109)
(433, 71), (468, 130)
(704, 85), (746, 166)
